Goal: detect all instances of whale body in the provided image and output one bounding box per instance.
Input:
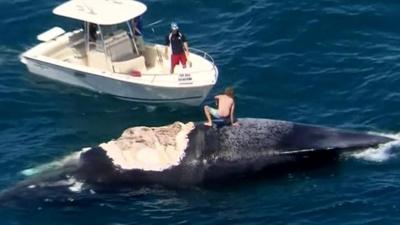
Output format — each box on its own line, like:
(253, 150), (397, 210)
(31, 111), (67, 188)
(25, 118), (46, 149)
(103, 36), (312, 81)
(75, 118), (393, 186)
(0, 118), (394, 202)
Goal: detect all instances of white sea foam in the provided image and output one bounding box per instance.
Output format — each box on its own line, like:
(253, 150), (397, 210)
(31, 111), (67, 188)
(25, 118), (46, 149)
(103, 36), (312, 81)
(21, 147), (90, 176)
(351, 132), (400, 162)
(145, 105), (157, 112)
(68, 178), (84, 193)
(29, 176), (85, 193)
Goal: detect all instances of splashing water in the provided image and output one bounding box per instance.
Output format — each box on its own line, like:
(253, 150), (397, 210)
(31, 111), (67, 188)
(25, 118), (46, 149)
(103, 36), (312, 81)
(20, 148), (90, 176)
(351, 132), (400, 162)
(67, 177), (84, 193)
(145, 105), (157, 112)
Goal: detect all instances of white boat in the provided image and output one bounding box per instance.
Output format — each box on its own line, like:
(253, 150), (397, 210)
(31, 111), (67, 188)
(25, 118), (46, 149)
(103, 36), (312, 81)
(20, 0), (218, 106)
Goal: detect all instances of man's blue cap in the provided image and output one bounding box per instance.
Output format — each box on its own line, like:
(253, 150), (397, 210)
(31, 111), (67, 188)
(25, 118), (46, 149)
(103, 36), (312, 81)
(170, 22), (179, 30)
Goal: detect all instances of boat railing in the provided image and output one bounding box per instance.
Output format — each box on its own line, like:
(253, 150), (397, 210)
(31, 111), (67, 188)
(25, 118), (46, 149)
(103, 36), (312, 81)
(189, 47), (215, 65)
(140, 47), (218, 82)
(190, 47), (218, 81)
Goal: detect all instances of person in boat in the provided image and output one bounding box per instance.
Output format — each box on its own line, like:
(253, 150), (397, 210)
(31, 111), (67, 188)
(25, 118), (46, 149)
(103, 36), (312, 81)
(164, 22), (190, 74)
(203, 87), (237, 127)
(88, 23), (98, 42)
(132, 16), (145, 54)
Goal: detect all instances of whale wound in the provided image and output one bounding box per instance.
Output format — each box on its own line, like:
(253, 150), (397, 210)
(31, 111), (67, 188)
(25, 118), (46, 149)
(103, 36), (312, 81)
(99, 122), (195, 171)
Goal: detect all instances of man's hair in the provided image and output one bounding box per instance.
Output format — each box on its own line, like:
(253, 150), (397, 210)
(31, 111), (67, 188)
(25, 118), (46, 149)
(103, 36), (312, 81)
(224, 87), (234, 98)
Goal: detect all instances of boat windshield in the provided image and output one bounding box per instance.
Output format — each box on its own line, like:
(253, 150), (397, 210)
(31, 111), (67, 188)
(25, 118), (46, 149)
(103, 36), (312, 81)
(88, 21), (141, 57)
(100, 23), (128, 39)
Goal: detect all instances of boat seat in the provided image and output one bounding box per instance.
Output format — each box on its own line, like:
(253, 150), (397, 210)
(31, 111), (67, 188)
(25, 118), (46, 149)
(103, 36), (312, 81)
(88, 50), (109, 71)
(68, 30), (84, 45)
(143, 45), (164, 67)
(105, 31), (136, 62)
(112, 56), (146, 74)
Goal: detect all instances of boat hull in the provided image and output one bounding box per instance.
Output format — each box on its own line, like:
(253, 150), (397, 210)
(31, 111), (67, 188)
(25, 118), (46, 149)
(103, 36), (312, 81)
(23, 57), (213, 106)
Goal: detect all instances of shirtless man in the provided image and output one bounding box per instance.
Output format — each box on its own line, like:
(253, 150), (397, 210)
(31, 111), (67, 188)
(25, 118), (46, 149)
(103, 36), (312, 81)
(204, 87), (236, 127)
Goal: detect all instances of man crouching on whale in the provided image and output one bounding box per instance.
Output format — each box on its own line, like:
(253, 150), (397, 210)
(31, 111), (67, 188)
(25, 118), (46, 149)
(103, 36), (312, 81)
(203, 87), (237, 126)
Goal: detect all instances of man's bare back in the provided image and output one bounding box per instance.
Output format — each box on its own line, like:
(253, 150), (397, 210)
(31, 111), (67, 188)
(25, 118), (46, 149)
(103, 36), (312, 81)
(203, 87), (236, 127)
(215, 95), (233, 117)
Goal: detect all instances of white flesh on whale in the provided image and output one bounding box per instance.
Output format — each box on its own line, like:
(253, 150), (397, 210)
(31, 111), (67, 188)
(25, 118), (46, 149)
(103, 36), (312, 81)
(100, 122), (195, 171)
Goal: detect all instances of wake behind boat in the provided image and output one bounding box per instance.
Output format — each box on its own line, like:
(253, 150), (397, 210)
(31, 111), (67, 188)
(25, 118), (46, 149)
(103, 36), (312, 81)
(20, 0), (218, 106)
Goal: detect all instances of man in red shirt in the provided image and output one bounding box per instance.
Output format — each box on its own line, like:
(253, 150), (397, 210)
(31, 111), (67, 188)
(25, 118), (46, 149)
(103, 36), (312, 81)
(164, 22), (190, 74)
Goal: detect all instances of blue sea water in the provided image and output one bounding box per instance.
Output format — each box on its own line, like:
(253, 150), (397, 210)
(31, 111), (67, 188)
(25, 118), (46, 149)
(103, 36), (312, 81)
(1, 0), (400, 224)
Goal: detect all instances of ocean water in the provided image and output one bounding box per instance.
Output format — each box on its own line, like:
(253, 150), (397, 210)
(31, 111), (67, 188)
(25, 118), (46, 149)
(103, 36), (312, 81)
(1, 0), (400, 224)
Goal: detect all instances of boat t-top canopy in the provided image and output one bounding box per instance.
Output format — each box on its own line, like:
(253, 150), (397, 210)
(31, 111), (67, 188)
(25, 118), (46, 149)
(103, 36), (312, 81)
(53, 0), (147, 25)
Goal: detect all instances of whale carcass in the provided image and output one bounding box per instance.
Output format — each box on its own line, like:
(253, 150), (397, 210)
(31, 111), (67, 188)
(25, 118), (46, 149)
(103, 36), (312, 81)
(0, 118), (393, 197)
